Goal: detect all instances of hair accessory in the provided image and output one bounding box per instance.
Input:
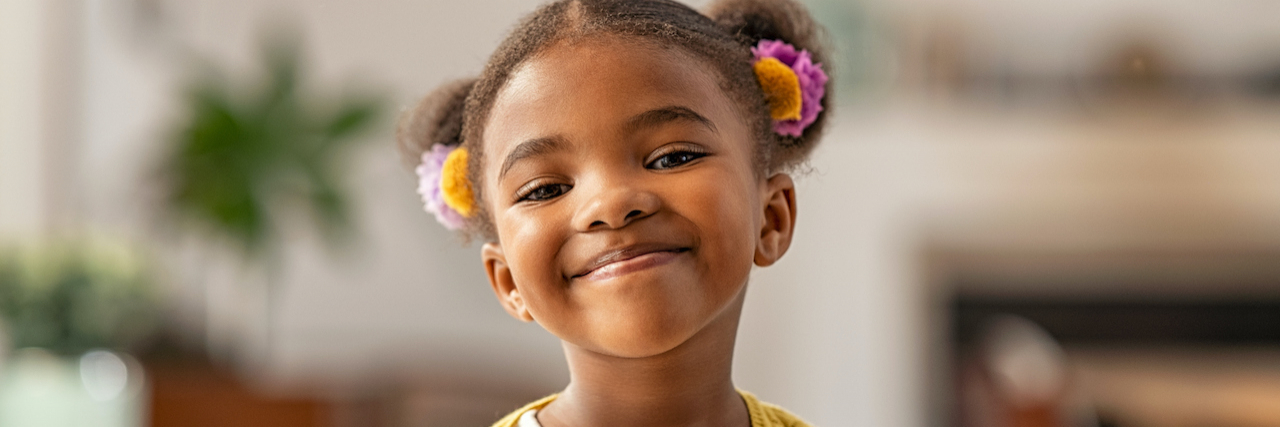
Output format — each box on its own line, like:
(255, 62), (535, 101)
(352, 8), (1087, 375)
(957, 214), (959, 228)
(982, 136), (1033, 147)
(440, 147), (476, 217)
(754, 58), (803, 121)
(416, 144), (474, 230)
(751, 39), (828, 137)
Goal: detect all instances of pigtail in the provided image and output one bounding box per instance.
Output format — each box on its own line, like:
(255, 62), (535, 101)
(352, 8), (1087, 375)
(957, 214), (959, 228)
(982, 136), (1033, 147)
(398, 78), (484, 239)
(706, 0), (832, 171)
(707, 0), (816, 49)
(396, 78), (476, 168)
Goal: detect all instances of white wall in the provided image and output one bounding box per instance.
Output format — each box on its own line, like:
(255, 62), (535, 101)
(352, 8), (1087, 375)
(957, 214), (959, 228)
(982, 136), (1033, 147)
(0, 0), (49, 239)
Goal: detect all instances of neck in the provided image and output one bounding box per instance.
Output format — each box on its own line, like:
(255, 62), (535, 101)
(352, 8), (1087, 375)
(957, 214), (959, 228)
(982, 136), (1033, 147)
(540, 292), (749, 427)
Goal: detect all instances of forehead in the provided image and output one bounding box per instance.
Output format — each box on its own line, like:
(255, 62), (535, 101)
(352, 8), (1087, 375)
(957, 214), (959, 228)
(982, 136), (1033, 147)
(481, 36), (745, 176)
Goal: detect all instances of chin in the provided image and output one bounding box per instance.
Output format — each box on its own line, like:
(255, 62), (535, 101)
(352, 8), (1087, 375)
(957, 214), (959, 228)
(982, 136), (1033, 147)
(596, 337), (687, 359)
(589, 317), (701, 359)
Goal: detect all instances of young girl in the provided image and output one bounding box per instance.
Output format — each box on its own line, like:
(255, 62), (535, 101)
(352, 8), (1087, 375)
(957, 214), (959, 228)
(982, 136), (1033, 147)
(398, 0), (830, 425)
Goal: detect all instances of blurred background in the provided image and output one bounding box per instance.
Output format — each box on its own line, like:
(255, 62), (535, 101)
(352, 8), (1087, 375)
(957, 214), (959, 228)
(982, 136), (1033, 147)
(3, 0), (1280, 426)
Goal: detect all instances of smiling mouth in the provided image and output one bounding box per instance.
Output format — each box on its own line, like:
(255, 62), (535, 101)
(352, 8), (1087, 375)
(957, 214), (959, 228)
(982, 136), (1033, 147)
(572, 246), (690, 282)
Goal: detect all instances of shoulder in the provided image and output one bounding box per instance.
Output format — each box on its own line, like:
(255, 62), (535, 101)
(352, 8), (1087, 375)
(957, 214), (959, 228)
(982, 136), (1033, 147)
(739, 389), (816, 427)
(488, 394), (558, 427)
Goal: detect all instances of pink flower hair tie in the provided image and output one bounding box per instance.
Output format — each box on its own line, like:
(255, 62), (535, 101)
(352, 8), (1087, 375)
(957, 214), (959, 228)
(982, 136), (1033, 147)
(751, 39), (828, 137)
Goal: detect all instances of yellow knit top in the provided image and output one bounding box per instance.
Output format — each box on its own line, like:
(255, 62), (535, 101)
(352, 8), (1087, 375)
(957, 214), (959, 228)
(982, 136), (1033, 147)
(487, 389), (813, 427)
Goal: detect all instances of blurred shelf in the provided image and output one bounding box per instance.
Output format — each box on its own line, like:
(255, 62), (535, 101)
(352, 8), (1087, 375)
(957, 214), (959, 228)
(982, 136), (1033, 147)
(1073, 348), (1280, 427)
(148, 361), (332, 427)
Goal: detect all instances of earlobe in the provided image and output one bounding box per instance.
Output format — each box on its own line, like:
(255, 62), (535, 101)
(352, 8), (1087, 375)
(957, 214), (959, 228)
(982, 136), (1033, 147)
(482, 242), (534, 322)
(754, 173), (797, 267)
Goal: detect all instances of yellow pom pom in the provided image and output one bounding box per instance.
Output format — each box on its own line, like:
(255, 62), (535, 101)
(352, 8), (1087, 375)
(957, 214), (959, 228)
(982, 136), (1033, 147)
(440, 147), (476, 217)
(753, 58), (803, 121)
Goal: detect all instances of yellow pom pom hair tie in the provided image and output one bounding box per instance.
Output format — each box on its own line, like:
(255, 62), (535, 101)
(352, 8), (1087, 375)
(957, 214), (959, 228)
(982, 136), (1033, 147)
(753, 57), (803, 121)
(415, 144), (473, 230)
(751, 39), (829, 138)
(440, 147), (476, 218)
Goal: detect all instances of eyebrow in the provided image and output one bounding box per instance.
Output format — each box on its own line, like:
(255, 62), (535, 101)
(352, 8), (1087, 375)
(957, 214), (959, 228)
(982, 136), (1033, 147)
(626, 106), (718, 136)
(496, 106), (717, 181)
(499, 135), (568, 180)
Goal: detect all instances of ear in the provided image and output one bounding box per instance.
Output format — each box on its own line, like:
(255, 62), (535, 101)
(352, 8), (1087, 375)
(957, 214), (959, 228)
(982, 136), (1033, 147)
(754, 173), (797, 267)
(482, 242), (534, 322)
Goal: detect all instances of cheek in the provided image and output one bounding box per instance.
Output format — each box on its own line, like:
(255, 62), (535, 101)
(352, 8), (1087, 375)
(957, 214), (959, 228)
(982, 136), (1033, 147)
(496, 207), (573, 309)
(677, 167), (760, 279)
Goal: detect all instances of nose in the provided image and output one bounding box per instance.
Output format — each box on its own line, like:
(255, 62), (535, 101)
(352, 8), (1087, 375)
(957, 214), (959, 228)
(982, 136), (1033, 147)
(571, 178), (661, 231)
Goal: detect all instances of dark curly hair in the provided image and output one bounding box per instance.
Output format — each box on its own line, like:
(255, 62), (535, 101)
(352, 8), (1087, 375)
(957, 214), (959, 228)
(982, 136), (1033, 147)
(398, 0), (831, 240)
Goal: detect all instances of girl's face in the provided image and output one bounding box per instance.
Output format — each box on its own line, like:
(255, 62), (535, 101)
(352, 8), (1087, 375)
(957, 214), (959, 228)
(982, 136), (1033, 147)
(480, 37), (794, 358)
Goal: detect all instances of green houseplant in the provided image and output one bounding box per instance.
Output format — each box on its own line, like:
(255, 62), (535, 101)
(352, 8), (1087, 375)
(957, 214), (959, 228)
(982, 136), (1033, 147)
(160, 34), (384, 262)
(155, 32), (385, 366)
(0, 239), (158, 427)
(0, 240), (159, 355)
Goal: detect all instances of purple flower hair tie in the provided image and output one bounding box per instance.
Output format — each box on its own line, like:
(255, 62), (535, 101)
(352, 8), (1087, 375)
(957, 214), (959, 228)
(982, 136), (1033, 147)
(751, 39), (828, 137)
(416, 144), (467, 230)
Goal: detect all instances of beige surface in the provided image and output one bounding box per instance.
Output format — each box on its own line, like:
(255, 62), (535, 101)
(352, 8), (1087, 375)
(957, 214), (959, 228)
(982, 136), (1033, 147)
(1073, 348), (1280, 427)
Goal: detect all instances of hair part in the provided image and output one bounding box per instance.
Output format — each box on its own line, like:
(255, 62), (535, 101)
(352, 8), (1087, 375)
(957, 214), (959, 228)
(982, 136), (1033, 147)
(398, 0), (831, 241)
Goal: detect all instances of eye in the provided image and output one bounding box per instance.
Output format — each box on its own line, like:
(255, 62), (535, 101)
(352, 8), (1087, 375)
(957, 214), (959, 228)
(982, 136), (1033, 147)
(516, 182), (571, 203)
(647, 148), (708, 170)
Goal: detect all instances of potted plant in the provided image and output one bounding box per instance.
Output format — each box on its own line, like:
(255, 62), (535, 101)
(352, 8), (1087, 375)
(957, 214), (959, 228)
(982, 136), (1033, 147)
(155, 31), (384, 367)
(0, 238), (160, 427)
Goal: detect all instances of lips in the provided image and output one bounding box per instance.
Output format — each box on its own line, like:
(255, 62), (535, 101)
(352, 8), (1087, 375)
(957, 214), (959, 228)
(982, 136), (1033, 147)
(571, 243), (689, 281)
